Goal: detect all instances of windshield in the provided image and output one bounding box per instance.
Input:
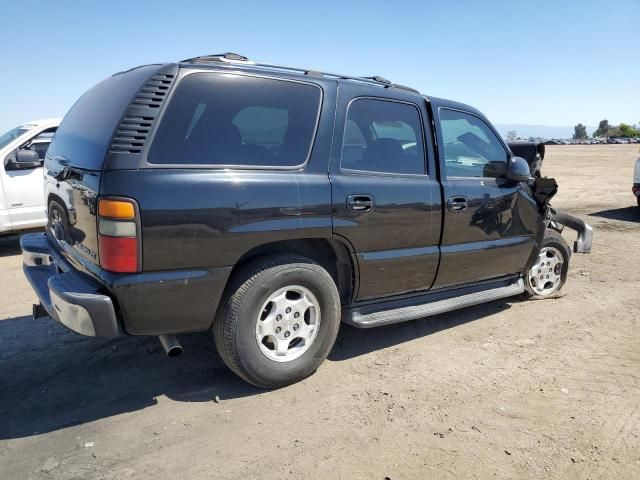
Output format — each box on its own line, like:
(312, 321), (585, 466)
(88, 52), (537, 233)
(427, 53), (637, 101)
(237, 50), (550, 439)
(0, 126), (30, 150)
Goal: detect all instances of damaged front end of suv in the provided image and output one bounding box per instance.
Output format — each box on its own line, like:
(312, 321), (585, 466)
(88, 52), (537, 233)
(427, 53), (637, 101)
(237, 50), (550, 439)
(508, 141), (593, 254)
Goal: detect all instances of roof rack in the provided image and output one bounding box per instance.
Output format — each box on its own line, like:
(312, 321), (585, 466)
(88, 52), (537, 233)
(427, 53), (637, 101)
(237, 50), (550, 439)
(180, 53), (420, 94)
(181, 52), (255, 64)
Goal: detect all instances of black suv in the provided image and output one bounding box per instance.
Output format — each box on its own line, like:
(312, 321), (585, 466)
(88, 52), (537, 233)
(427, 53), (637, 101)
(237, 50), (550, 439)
(22, 53), (592, 388)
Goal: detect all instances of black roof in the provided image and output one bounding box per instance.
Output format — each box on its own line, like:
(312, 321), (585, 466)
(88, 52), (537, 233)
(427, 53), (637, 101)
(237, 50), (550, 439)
(427, 96), (486, 119)
(175, 53), (485, 120)
(179, 52), (421, 95)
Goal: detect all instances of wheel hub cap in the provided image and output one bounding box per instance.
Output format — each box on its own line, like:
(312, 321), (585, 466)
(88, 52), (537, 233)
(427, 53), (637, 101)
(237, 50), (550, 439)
(255, 285), (320, 362)
(50, 210), (61, 226)
(527, 246), (564, 296)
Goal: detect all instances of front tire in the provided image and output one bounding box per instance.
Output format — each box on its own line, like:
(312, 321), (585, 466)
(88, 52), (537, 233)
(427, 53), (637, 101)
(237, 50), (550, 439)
(523, 229), (571, 299)
(213, 255), (341, 388)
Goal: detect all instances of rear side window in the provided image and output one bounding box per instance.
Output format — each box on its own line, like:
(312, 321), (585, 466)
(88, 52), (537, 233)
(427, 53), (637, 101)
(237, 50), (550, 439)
(340, 98), (425, 175)
(439, 108), (509, 178)
(148, 73), (322, 167)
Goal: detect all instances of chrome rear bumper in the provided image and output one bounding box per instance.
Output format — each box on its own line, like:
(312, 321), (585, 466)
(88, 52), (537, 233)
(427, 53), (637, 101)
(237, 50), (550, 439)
(21, 233), (122, 337)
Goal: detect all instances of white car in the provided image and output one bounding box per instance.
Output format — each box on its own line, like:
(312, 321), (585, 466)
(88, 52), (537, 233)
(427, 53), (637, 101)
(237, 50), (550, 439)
(0, 119), (61, 235)
(634, 155), (640, 208)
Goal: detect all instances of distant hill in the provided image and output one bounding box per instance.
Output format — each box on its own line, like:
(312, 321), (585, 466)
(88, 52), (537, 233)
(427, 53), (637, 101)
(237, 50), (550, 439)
(495, 124), (594, 140)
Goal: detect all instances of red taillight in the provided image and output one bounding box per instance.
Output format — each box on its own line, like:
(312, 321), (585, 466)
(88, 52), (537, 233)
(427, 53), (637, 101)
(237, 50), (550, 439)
(99, 236), (138, 273)
(97, 198), (140, 273)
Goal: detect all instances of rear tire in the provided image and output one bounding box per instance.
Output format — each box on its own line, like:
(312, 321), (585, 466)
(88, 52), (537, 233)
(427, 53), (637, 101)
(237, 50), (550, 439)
(523, 229), (571, 299)
(48, 200), (69, 240)
(213, 255), (341, 388)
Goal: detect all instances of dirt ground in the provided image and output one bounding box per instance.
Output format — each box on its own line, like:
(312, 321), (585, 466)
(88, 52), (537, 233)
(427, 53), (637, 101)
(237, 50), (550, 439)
(1, 145), (639, 479)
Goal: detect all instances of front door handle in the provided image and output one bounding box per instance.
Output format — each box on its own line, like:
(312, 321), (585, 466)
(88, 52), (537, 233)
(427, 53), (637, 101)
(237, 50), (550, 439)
(447, 196), (468, 212)
(347, 194), (374, 213)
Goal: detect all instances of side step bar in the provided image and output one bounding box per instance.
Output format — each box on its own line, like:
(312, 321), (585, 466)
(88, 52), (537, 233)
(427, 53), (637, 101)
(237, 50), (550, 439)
(344, 278), (524, 328)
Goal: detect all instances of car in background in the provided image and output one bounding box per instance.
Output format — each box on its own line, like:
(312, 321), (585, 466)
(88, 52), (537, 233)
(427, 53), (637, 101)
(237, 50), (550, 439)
(0, 119), (61, 236)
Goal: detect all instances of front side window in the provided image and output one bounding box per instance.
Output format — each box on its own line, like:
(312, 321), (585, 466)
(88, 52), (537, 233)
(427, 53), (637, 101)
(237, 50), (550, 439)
(439, 108), (509, 178)
(0, 126), (30, 150)
(340, 98), (425, 175)
(148, 73), (321, 167)
(25, 128), (57, 161)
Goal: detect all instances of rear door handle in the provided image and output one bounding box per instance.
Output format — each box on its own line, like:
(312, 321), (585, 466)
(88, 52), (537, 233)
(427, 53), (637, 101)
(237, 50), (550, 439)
(347, 194), (374, 213)
(447, 196), (468, 212)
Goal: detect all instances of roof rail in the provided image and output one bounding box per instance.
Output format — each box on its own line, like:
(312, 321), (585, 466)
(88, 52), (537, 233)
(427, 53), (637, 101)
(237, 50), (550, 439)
(362, 76), (420, 94)
(181, 52), (254, 64)
(180, 53), (421, 94)
(363, 76), (392, 85)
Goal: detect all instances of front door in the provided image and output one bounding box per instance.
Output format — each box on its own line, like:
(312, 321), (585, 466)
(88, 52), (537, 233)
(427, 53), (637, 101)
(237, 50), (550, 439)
(431, 106), (543, 288)
(2, 129), (55, 229)
(330, 86), (442, 301)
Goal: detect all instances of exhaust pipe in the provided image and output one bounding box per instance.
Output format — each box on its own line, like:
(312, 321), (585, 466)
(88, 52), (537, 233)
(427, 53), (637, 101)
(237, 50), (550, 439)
(158, 335), (183, 357)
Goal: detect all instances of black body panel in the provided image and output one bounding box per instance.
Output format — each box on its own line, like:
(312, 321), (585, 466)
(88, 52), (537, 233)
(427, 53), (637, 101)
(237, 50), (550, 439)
(434, 178), (542, 288)
(43, 159), (102, 268)
(332, 173), (442, 299)
(101, 169), (334, 271)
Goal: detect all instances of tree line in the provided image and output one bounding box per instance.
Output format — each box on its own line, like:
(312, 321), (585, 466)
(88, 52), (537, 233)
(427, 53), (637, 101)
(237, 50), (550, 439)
(573, 120), (640, 139)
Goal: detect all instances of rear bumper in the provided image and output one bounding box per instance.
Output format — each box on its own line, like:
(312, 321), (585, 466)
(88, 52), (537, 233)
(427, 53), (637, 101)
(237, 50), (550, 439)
(21, 232), (233, 336)
(21, 233), (122, 337)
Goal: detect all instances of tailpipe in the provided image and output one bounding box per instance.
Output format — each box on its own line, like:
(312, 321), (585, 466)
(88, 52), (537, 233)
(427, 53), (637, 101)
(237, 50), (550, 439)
(158, 335), (183, 357)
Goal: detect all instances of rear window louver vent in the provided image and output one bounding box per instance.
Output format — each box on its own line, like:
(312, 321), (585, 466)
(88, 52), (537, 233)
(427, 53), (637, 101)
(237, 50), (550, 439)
(109, 72), (176, 155)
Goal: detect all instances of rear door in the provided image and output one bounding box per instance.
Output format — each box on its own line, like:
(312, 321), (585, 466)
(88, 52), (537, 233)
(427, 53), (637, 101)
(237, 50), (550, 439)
(431, 105), (543, 288)
(330, 85), (442, 301)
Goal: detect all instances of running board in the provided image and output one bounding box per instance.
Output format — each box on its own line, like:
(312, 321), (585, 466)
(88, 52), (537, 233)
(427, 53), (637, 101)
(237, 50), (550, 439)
(343, 278), (524, 328)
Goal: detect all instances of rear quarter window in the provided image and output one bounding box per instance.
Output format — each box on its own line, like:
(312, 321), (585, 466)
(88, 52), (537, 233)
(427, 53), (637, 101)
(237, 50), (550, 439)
(147, 73), (322, 168)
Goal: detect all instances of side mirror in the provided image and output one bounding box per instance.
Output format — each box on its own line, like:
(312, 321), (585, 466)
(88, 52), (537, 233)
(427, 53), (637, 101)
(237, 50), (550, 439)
(505, 156), (531, 182)
(5, 149), (42, 171)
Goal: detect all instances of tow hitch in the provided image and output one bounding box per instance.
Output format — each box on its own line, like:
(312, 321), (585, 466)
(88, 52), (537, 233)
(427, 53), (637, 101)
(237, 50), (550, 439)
(551, 209), (593, 254)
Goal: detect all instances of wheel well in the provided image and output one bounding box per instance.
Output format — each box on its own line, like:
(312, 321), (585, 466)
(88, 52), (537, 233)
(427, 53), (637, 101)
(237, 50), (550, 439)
(46, 193), (67, 217)
(230, 239), (356, 305)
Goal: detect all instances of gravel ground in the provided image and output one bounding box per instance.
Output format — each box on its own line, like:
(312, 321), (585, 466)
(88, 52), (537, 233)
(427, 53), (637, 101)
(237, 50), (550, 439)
(1, 145), (639, 479)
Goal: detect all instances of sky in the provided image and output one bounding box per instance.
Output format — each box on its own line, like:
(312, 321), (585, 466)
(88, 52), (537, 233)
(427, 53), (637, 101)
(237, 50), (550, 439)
(1, 0), (638, 133)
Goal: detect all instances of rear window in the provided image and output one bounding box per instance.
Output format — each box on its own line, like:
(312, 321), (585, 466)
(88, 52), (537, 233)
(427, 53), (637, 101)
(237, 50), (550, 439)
(47, 65), (161, 170)
(340, 98), (425, 175)
(147, 73), (322, 167)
